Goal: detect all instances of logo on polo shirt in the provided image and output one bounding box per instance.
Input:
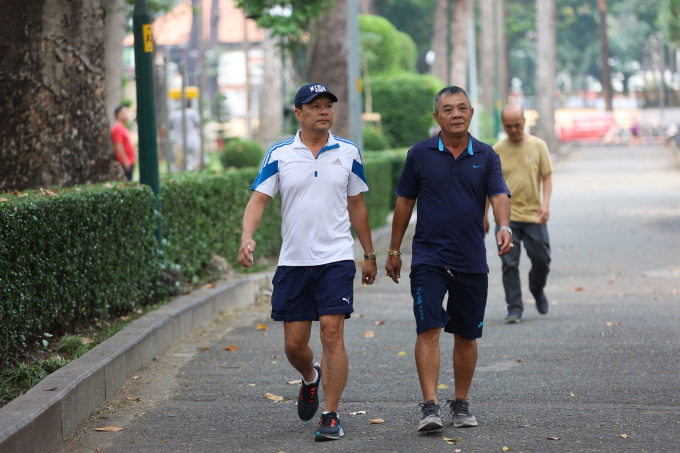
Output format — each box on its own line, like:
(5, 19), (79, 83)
(332, 158), (342, 166)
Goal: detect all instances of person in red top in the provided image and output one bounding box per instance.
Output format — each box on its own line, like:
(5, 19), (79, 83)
(111, 105), (137, 180)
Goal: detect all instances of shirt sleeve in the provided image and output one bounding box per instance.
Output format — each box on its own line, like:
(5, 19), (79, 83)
(251, 148), (279, 197)
(486, 150), (511, 199)
(111, 125), (123, 144)
(539, 141), (554, 176)
(348, 149), (368, 196)
(395, 147), (418, 199)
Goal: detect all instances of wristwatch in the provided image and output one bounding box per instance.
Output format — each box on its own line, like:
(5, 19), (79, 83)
(500, 226), (512, 236)
(363, 251), (377, 260)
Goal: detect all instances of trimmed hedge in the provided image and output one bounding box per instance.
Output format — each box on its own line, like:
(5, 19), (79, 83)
(0, 184), (159, 364)
(0, 156), (405, 366)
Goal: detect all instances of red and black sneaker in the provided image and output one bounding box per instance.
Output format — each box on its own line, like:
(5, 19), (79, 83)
(315, 411), (344, 441)
(297, 362), (321, 421)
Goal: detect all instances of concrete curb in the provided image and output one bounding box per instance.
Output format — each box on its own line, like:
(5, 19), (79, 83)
(0, 223), (402, 453)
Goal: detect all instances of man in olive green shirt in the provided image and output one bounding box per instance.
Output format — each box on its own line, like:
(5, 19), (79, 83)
(485, 104), (553, 323)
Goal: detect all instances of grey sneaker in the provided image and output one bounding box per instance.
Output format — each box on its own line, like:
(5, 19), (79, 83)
(504, 310), (522, 324)
(417, 400), (443, 432)
(446, 397), (478, 427)
(298, 362), (321, 421)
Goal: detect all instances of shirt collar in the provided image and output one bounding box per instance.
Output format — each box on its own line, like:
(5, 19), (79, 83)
(293, 130), (338, 151)
(438, 132), (474, 155)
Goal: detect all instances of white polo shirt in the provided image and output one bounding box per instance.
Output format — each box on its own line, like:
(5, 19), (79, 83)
(252, 130), (368, 266)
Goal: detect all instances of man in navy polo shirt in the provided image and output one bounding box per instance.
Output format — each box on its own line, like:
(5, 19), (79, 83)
(238, 83), (377, 442)
(385, 86), (513, 431)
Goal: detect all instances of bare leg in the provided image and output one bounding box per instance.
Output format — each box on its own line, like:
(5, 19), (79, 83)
(415, 328), (441, 403)
(453, 334), (477, 400)
(319, 314), (348, 413)
(284, 321), (316, 383)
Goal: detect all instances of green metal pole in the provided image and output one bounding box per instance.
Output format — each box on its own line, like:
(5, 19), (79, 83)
(133, 0), (162, 245)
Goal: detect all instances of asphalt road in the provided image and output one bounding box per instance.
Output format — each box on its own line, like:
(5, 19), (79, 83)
(51, 144), (680, 453)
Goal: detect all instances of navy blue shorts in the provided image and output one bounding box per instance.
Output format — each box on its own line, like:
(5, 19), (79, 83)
(270, 260), (356, 322)
(409, 264), (488, 339)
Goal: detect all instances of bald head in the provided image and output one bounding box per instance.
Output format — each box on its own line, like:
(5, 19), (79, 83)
(501, 104), (526, 143)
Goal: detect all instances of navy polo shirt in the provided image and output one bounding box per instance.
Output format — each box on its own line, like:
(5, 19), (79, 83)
(396, 133), (510, 273)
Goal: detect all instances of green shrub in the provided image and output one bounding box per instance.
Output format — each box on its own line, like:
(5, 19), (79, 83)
(359, 15), (405, 76)
(0, 184), (159, 365)
(371, 73), (443, 148)
(397, 31), (418, 73)
(363, 126), (390, 151)
(220, 139), (264, 169)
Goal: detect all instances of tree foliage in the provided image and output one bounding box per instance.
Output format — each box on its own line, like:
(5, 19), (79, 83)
(360, 15), (407, 75)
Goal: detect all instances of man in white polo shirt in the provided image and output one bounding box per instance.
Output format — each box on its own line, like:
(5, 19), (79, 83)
(238, 83), (377, 442)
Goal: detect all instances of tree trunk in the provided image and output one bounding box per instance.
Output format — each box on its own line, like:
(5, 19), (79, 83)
(431, 0), (470, 89)
(0, 0), (124, 191)
(497, 0), (509, 104)
(536, 0), (558, 152)
(309, 0), (350, 139)
(480, 0), (494, 113)
(255, 30), (284, 146)
(103, 0), (125, 124)
(597, 0), (613, 111)
(359, 0), (375, 14)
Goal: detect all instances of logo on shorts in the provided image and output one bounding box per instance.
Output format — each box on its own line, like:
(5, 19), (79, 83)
(478, 322), (483, 328)
(342, 297), (351, 304)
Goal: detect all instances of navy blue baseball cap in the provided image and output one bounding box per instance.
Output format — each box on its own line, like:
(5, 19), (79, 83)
(294, 83), (338, 108)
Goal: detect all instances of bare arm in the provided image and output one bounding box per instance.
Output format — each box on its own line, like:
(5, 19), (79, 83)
(489, 194), (513, 256)
(238, 191), (271, 268)
(483, 198), (491, 236)
(114, 142), (131, 170)
(537, 173), (552, 224)
(385, 196), (416, 283)
(347, 193), (377, 285)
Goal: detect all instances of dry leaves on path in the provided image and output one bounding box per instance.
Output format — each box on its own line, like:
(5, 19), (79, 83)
(265, 393), (284, 401)
(363, 330), (375, 338)
(368, 418), (384, 424)
(94, 426), (123, 432)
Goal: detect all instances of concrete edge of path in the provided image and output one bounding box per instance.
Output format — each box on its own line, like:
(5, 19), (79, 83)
(0, 223), (400, 453)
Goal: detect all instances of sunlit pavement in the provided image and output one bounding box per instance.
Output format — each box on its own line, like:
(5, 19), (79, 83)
(52, 143), (680, 453)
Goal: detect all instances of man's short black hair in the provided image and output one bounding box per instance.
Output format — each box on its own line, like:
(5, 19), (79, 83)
(114, 105), (126, 118)
(433, 86), (471, 113)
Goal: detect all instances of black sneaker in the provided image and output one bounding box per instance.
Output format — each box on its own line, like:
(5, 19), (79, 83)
(504, 310), (522, 324)
(298, 362), (321, 421)
(417, 400), (443, 432)
(445, 397), (478, 428)
(314, 412), (344, 441)
(533, 291), (549, 314)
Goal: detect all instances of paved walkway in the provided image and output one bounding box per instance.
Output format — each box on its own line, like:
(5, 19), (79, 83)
(50, 143), (680, 452)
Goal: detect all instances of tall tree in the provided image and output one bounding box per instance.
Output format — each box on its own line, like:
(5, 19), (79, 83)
(598, 0), (613, 110)
(254, 30), (284, 144)
(535, 0), (558, 152)
(480, 0), (495, 113)
(0, 0), (123, 191)
(309, 0), (351, 139)
(104, 0), (126, 123)
(431, 0), (471, 88)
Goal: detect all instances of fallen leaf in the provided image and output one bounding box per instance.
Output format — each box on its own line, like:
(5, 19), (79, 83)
(354, 313), (364, 318)
(502, 447), (511, 451)
(126, 397), (141, 402)
(547, 436), (560, 441)
(368, 418), (384, 424)
(265, 393), (284, 401)
(271, 355), (278, 359)
(105, 183), (113, 188)
(257, 323), (268, 330)
(605, 321), (620, 327)
(287, 379), (302, 385)
(575, 287), (583, 292)
(0, 197), (8, 202)
(12, 189), (21, 195)
(621, 434), (628, 439)
(13, 207), (17, 212)
(517, 358), (523, 363)
(83, 337), (95, 344)
(94, 426), (123, 432)
(398, 351), (407, 356)
(438, 384), (448, 389)
(204, 283), (216, 289)
(133, 309), (143, 315)
(350, 410), (367, 415)
(363, 330), (375, 338)
(248, 383), (257, 387)
(443, 437), (459, 445)
(43, 387), (57, 391)
(224, 345), (237, 351)
(131, 375), (140, 380)
(120, 316), (131, 321)
(199, 346), (210, 350)
(373, 320), (385, 326)
(570, 392), (578, 397)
